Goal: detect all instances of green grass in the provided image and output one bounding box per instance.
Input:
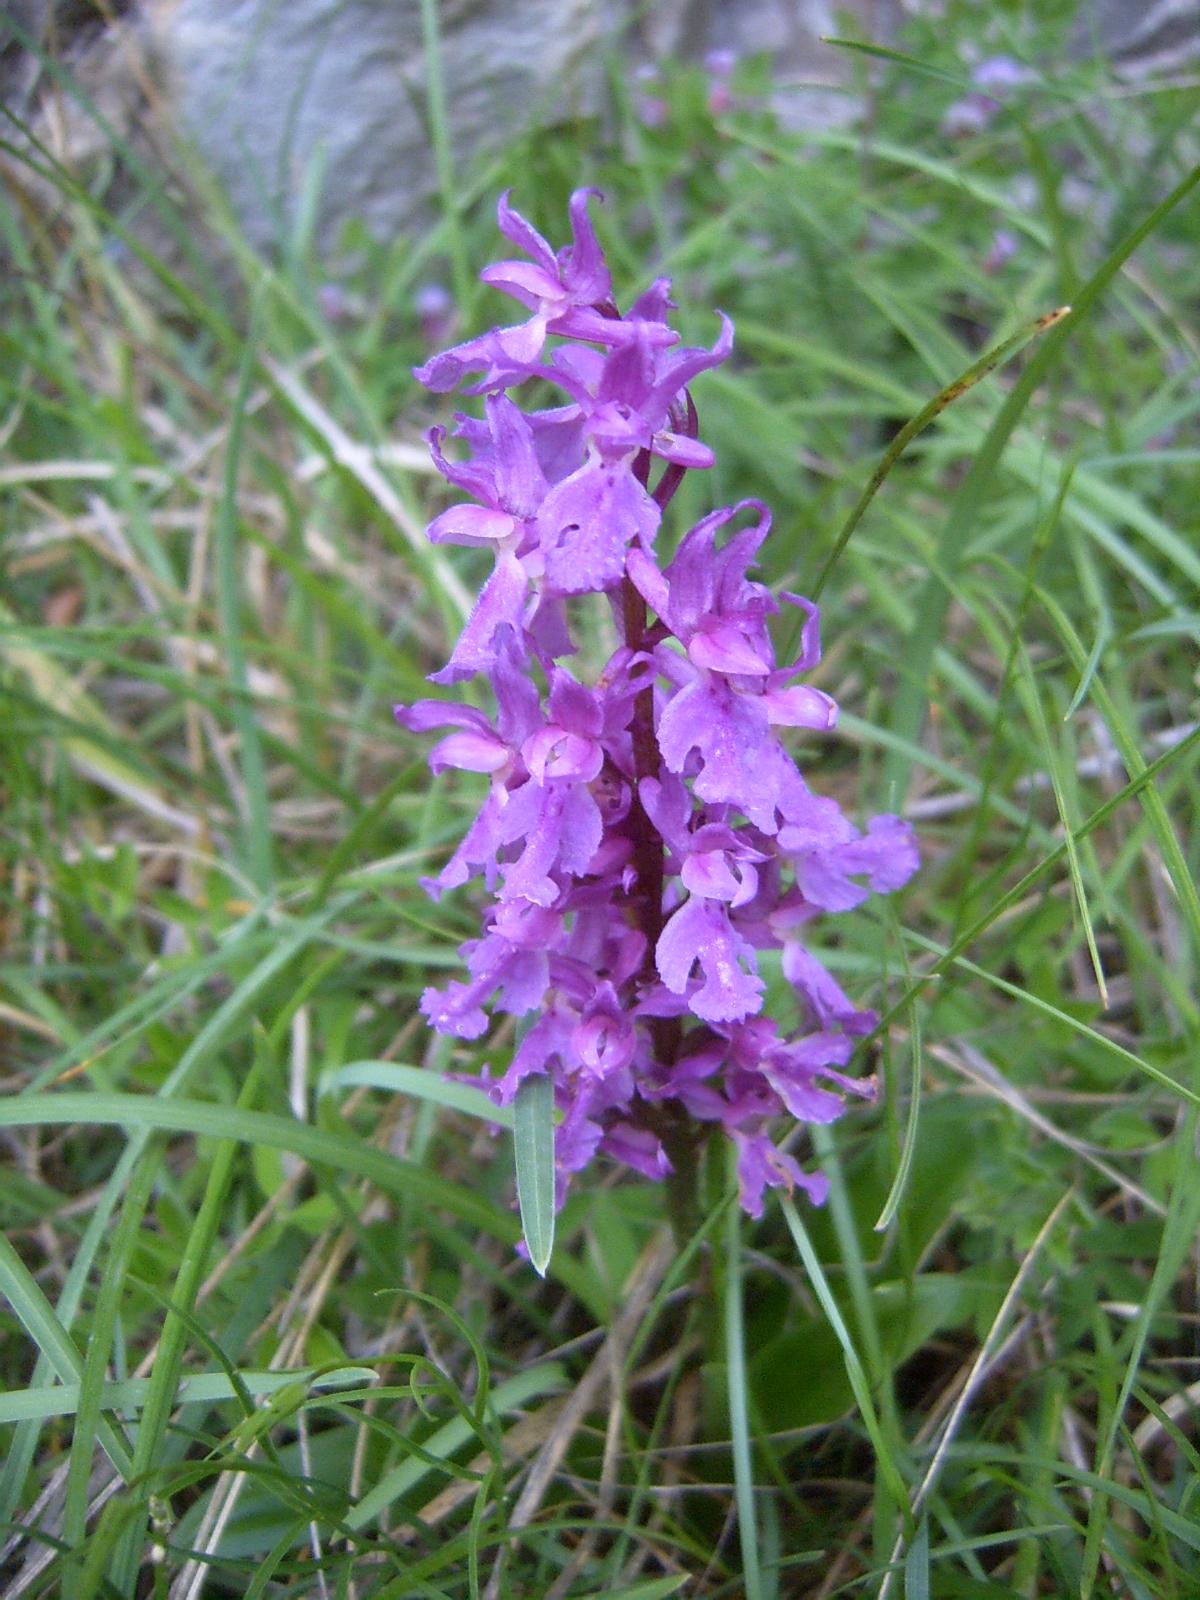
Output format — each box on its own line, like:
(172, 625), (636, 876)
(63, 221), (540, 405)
(2, 3), (1199, 1594)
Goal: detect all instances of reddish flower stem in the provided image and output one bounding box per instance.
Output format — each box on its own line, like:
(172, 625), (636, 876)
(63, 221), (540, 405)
(620, 568), (701, 1245)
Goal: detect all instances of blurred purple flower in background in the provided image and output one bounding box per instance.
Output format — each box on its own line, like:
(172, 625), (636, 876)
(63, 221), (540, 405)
(941, 54), (1036, 138)
(704, 48), (737, 116)
(983, 226), (1020, 274)
(633, 63), (668, 129)
(415, 282), (456, 346)
(317, 282), (352, 324)
(397, 190), (918, 1220)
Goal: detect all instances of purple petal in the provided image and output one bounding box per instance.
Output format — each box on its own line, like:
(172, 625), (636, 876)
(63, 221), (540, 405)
(572, 1007), (636, 1077)
(638, 773), (692, 855)
(538, 459), (660, 596)
(547, 669), (604, 737)
(626, 547), (671, 621)
(490, 628), (543, 747)
(791, 815), (919, 913)
(656, 897), (765, 1023)
(661, 506), (729, 631)
(652, 430), (714, 469)
(838, 815), (921, 893)
(688, 622), (772, 677)
(558, 187), (611, 303)
(495, 947), (551, 1016)
(415, 326), (537, 393)
(487, 394), (549, 516)
(733, 1132), (828, 1220)
(626, 276), (676, 324)
(557, 784), (604, 875)
(429, 552), (529, 686)
(421, 982), (486, 1040)
(777, 781), (854, 854)
(558, 306), (676, 349)
(480, 259), (564, 310)
(394, 699), (493, 736)
(427, 503), (515, 547)
(681, 848), (758, 907)
(601, 1122), (671, 1180)
(645, 311), (734, 415)
(658, 676), (788, 832)
(428, 789), (509, 896)
(495, 190), (557, 271)
(500, 782), (602, 904)
(428, 424), (497, 502)
(523, 727), (603, 784)
(760, 1034), (855, 1124)
(554, 1106), (604, 1206)
(711, 504), (771, 610)
(595, 336), (657, 410)
(494, 1008), (575, 1103)
(493, 314), (551, 368)
(782, 942), (878, 1035)
(427, 729), (510, 774)
(761, 684), (838, 730)
(781, 593), (822, 672)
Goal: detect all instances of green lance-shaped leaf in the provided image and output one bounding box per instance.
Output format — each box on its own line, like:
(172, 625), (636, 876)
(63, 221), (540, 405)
(514, 1072), (556, 1276)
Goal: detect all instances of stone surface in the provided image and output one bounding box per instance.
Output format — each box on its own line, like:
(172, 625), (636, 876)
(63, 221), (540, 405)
(147, 0), (908, 252)
(144, 0), (615, 252)
(1071, 0), (1200, 72)
(4, 2), (1198, 259)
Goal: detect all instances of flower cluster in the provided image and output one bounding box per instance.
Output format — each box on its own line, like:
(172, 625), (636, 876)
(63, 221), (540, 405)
(396, 190), (918, 1218)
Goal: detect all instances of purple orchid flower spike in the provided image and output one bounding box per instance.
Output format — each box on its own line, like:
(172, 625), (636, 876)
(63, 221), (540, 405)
(396, 189), (920, 1239)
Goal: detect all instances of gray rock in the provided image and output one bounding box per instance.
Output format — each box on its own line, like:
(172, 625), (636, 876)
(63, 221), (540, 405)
(149, 0), (914, 252)
(143, 0), (620, 253)
(1072, 0), (1200, 73)
(4, 2), (1198, 261)
(0, 0), (49, 112)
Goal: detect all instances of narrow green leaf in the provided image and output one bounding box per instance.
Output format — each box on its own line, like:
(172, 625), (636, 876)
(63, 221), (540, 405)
(0, 1366), (373, 1427)
(0, 1093), (516, 1238)
(418, 0), (470, 308)
(820, 35), (974, 87)
(322, 1060), (513, 1127)
(809, 305), (1070, 602)
(345, 1364), (568, 1529)
(62, 1147), (160, 1553)
(514, 1072), (556, 1276)
(905, 1513), (931, 1600)
(883, 157), (1200, 804)
(215, 304), (274, 892)
(724, 1185), (762, 1600)
(780, 1197), (911, 1516)
(1081, 1105), (1200, 1596)
(0, 1234), (131, 1476)
(1015, 642), (1108, 1005)
(875, 992), (923, 1233)
(593, 1578), (689, 1600)
(108, 1039), (270, 1591)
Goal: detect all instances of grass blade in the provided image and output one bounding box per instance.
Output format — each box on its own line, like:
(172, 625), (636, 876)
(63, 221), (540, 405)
(808, 306), (1069, 602)
(882, 158), (1200, 805)
(780, 1197), (911, 1519)
(322, 1060), (513, 1126)
(0, 1234), (131, 1476)
(724, 1186), (763, 1600)
(214, 305), (275, 891)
